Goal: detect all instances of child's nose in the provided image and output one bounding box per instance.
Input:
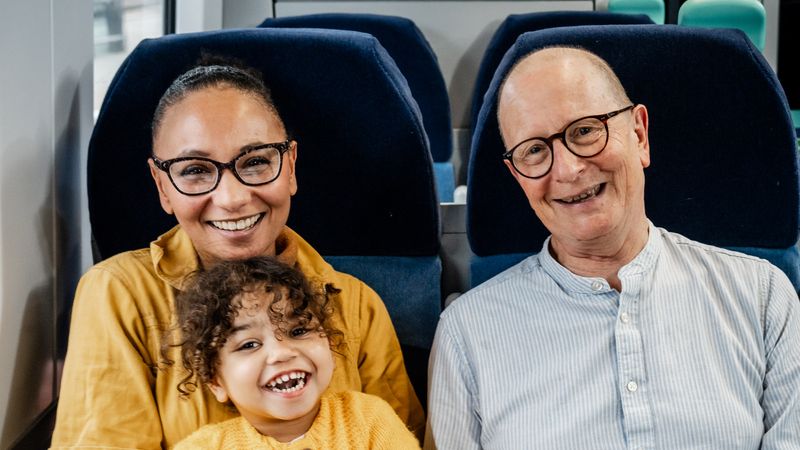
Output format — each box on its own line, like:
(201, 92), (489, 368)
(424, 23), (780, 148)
(265, 337), (297, 364)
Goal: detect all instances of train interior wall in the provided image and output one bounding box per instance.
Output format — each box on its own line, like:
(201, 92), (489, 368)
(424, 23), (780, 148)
(0, 0), (792, 447)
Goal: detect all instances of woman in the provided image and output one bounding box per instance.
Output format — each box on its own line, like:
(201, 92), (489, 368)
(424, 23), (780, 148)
(51, 63), (424, 449)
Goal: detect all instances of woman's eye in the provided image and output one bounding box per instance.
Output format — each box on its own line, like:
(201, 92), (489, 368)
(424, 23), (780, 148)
(178, 164), (212, 177)
(243, 156), (270, 167)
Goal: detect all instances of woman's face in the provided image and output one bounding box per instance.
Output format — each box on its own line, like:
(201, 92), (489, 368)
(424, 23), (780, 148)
(149, 86), (297, 266)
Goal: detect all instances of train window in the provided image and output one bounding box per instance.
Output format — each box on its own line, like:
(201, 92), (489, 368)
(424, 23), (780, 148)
(93, 0), (171, 115)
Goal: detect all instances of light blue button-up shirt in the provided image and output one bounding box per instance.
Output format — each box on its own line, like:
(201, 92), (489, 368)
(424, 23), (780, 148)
(427, 224), (800, 449)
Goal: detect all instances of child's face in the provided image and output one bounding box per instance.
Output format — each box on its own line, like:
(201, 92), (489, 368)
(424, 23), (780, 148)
(208, 290), (334, 437)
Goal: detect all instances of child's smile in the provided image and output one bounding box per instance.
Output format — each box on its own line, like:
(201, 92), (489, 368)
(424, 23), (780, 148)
(208, 291), (335, 442)
(264, 370), (309, 395)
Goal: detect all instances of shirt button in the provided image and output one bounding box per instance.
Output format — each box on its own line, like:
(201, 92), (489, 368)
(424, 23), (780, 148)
(626, 381), (639, 392)
(591, 280), (603, 291)
(620, 312), (630, 323)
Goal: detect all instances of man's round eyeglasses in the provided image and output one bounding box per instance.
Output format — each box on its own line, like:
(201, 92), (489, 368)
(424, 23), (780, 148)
(502, 105), (635, 179)
(152, 140), (293, 196)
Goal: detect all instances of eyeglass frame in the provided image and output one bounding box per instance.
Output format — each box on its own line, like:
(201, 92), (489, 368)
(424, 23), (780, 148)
(151, 140), (294, 196)
(502, 105), (635, 179)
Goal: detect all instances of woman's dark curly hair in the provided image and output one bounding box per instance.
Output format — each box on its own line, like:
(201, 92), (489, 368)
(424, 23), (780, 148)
(164, 256), (343, 396)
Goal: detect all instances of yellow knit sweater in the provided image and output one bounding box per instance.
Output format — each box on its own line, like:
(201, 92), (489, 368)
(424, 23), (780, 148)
(175, 391), (421, 449)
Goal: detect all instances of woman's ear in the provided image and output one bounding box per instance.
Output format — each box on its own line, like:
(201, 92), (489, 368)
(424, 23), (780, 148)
(207, 378), (229, 404)
(148, 158), (175, 215)
(287, 140), (298, 196)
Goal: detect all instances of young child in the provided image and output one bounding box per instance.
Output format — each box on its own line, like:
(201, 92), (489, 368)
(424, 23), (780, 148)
(168, 257), (421, 449)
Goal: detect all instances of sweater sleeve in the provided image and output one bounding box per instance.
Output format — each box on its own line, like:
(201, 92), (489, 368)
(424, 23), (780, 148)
(50, 265), (164, 449)
(355, 280), (425, 440)
(359, 393), (422, 449)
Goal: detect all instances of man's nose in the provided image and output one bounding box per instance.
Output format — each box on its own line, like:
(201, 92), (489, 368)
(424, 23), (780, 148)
(549, 139), (587, 183)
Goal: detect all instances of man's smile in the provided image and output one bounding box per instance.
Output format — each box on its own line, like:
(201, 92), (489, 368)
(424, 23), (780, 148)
(555, 183), (605, 204)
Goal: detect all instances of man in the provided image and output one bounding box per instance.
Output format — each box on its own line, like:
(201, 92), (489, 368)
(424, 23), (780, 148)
(426, 47), (800, 449)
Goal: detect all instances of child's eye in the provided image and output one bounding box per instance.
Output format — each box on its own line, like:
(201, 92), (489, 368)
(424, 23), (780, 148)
(289, 327), (309, 338)
(236, 340), (260, 351)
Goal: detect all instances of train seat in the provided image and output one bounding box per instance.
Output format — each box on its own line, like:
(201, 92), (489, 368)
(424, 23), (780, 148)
(678, 0), (766, 50)
(469, 11), (654, 135)
(467, 25), (800, 290)
(777, 0), (800, 137)
(88, 28), (442, 400)
(608, 0), (666, 24)
(259, 13), (455, 202)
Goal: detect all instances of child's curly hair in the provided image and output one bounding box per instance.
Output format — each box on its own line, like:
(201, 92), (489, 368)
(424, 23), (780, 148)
(164, 256), (343, 396)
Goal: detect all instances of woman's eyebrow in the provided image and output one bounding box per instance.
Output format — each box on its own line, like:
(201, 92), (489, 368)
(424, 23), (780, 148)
(175, 148), (211, 158)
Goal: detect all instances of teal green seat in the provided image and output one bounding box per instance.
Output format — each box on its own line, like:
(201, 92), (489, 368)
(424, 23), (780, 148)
(608, 0), (665, 24)
(678, 0), (766, 50)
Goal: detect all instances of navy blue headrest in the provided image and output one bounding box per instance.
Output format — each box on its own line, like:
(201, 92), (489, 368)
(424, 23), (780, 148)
(89, 28), (439, 259)
(259, 13), (452, 163)
(468, 25), (799, 256)
(469, 11), (654, 132)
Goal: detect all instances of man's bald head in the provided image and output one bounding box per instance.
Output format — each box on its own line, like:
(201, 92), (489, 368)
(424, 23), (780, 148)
(497, 47), (631, 145)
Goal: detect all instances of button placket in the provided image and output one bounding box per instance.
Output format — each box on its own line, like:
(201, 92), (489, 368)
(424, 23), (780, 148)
(614, 271), (655, 449)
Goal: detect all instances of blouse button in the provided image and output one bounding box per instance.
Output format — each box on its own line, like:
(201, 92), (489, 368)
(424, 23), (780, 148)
(591, 280), (603, 291)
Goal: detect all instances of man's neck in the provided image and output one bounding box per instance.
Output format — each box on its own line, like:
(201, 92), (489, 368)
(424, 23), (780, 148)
(549, 219), (650, 291)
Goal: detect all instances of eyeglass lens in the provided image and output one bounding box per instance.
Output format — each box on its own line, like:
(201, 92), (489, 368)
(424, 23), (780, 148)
(168, 146), (283, 194)
(512, 117), (608, 178)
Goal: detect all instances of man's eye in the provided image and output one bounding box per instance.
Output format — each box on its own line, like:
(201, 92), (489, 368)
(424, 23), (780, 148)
(526, 144), (545, 154)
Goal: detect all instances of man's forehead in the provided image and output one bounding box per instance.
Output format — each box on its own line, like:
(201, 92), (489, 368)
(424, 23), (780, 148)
(505, 49), (605, 92)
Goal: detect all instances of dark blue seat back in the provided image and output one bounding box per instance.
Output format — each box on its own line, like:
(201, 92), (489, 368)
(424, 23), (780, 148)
(469, 11), (654, 133)
(468, 25), (800, 289)
(88, 28), (441, 399)
(260, 13), (452, 164)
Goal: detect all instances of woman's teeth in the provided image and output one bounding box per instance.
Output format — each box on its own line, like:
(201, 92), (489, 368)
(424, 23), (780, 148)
(211, 214), (260, 231)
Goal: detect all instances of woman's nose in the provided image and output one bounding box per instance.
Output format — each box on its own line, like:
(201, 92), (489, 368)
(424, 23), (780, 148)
(212, 169), (250, 211)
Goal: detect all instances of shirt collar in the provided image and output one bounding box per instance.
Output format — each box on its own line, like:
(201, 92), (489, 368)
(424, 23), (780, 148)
(151, 224), (301, 291)
(538, 221), (662, 295)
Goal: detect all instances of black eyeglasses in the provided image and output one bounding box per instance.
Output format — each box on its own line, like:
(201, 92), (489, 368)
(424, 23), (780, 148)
(502, 105), (635, 179)
(152, 140), (293, 195)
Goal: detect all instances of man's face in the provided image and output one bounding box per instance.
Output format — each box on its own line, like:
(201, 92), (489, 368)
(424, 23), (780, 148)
(498, 51), (650, 250)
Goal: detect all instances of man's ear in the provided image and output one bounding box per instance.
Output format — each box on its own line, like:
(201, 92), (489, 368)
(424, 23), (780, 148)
(207, 378), (229, 404)
(148, 159), (174, 215)
(632, 104), (651, 169)
(503, 158), (525, 185)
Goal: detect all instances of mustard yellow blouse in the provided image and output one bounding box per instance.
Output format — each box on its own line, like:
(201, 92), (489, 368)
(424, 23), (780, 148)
(51, 225), (423, 449)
